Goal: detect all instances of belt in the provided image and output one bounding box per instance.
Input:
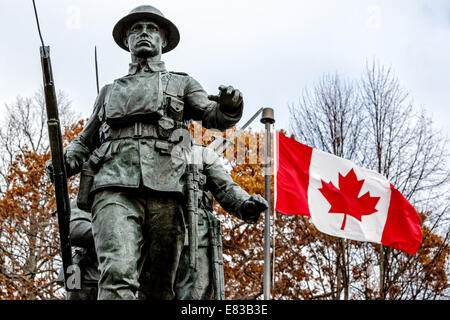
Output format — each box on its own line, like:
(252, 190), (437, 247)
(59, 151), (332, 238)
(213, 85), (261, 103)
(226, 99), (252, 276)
(104, 122), (159, 141)
(101, 121), (192, 156)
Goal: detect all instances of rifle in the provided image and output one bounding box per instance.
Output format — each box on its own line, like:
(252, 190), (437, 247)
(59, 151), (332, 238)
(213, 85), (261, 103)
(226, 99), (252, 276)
(32, 0), (74, 291)
(185, 164), (199, 270)
(206, 209), (225, 300)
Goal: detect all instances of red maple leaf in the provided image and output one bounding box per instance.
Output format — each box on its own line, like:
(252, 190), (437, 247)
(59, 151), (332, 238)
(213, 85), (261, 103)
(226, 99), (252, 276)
(318, 169), (380, 230)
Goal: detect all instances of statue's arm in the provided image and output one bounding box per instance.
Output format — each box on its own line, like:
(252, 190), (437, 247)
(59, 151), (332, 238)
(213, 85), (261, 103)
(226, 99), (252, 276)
(183, 77), (243, 131)
(64, 85), (109, 177)
(203, 148), (266, 224)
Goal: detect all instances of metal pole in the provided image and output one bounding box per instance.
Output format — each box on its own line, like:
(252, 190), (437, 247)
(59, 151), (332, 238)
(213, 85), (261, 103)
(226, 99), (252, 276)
(261, 108), (275, 300)
(95, 46), (100, 94)
(272, 127), (277, 289)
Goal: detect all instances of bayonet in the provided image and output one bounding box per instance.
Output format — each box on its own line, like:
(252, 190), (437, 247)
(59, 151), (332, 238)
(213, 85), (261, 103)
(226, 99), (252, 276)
(95, 46), (100, 94)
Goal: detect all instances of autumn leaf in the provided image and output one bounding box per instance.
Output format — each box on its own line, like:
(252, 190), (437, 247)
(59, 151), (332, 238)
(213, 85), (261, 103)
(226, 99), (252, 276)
(318, 168), (380, 230)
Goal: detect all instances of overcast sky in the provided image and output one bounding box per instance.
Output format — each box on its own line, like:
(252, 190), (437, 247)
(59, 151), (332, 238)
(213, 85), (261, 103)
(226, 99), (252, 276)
(1, 0), (449, 137)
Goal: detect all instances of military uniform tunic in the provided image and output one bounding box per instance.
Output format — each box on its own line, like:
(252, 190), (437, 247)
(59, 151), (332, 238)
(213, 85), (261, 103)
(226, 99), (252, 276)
(65, 61), (243, 194)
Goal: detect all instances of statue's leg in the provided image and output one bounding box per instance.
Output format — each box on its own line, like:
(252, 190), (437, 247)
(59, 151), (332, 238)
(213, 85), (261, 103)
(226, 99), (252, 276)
(175, 246), (213, 300)
(67, 286), (98, 300)
(138, 194), (185, 300)
(91, 190), (145, 300)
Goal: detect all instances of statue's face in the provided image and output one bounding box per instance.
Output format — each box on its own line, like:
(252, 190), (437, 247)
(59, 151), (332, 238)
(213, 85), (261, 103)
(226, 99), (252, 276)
(125, 20), (167, 58)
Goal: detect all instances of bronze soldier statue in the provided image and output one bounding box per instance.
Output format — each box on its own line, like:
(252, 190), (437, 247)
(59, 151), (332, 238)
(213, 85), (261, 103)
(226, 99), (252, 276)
(48, 5), (267, 300)
(57, 143), (267, 300)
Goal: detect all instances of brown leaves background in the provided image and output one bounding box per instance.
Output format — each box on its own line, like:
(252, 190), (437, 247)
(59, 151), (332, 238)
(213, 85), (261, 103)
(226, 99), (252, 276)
(0, 120), (447, 299)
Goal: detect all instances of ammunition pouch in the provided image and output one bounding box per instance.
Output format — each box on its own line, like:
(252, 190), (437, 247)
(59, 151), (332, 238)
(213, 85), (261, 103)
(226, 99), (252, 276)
(157, 117), (176, 140)
(104, 73), (164, 127)
(166, 96), (184, 123)
(77, 162), (95, 212)
(77, 143), (111, 212)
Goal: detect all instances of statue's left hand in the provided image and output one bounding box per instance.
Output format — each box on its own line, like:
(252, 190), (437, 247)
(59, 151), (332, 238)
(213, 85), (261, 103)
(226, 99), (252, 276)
(208, 85), (243, 113)
(239, 194), (268, 224)
(45, 155), (81, 183)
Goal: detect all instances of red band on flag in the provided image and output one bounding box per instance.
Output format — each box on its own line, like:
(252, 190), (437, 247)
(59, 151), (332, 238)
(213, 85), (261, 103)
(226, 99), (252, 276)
(275, 132), (312, 217)
(381, 185), (423, 254)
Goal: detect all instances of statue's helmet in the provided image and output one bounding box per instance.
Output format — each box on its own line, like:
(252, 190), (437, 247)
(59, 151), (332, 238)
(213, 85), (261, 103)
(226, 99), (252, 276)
(112, 5), (180, 54)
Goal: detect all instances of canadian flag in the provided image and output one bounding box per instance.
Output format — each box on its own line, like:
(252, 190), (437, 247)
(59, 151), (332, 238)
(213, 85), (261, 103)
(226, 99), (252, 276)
(275, 132), (422, 254)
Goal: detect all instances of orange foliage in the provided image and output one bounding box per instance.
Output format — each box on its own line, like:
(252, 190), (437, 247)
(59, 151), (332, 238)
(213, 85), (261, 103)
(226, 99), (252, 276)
(0, 120), (447, 300)
(0, 120), (85, 300)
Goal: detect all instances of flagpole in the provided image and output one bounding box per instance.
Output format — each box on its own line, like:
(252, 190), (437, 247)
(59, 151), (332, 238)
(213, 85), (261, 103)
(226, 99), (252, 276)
(261, 108), (275, 300)
(272, 127), (277, 289)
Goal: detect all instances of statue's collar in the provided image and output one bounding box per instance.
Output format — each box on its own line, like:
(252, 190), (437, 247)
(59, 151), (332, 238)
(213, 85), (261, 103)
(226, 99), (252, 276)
(128, 60), (167, 75)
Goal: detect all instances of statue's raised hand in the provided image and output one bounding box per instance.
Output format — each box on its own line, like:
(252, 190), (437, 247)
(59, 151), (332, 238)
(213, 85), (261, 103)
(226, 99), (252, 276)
(208, 85), (243, 113)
